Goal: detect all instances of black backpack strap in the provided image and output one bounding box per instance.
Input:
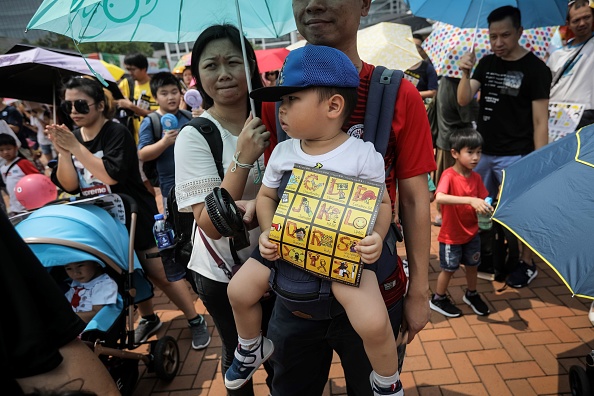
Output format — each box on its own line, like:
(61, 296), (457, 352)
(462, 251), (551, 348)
(364, 66), (403, 165)
(186, 117), (225, 181)
(126, 76), (135, 102)
(178, 109), (192, 120)
(147, 112), (161, 141)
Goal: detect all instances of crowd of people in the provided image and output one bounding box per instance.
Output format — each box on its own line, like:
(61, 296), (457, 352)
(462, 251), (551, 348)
(3, 0), (594, 395)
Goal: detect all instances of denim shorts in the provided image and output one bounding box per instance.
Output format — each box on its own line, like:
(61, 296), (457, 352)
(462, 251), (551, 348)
(439, 234), (481, 272)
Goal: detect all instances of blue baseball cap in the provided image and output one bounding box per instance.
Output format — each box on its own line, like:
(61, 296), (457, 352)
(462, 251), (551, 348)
(250, 45), (360, 102)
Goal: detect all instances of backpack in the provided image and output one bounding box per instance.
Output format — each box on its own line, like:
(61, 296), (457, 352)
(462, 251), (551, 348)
(270, 66), (406, 320)
(163, 117), (224, 285)
(143, 109), (192, 188)
(116, 76), (136, 136)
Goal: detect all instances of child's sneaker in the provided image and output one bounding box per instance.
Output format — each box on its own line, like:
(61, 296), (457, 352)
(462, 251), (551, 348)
(463, 290), (490, 315)
(588, 301), (594, 327)
(370, 373), (404, 396)
(430, 294), (462, 317)
(506, 260), (538, 288)
(134, 315), (162, 344)
(224, 336), (274, 390)
(189, 315), (211, 350)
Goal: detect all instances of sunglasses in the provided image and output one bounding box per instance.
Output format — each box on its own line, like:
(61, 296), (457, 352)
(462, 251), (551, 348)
(60, 99), (95, 115)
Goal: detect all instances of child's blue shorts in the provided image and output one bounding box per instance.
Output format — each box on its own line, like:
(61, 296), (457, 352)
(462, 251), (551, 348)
(439, 234), (481, 272)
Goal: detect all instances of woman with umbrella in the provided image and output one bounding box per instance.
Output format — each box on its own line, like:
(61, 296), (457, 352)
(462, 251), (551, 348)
(174, 24), (273, 395)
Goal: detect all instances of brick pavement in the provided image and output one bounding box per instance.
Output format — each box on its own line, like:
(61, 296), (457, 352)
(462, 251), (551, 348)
(135, 203), (594, 396)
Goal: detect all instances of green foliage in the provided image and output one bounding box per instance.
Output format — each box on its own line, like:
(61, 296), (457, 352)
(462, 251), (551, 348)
(34, 33), (154, 57)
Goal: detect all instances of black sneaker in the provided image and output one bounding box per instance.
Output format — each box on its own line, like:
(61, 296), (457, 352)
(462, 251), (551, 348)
(463, 291), (490, 315)
(134, 316), (162, 344)
(429, 295), (462, 317)
(506, 260), (538, 288)
(190, 315), (211, 350)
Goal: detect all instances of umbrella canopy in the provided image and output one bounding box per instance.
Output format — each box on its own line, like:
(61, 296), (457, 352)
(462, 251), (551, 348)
(27, 0), (296, 42)
(255, 48), (290, 73)
(0, 47), (123, 104)
(424, 22), (556, 78)
(407, 0), (567, 29)
(357, 22), (423, 71)
(492, 124), (594, 299)
(172, 53), (192, 74)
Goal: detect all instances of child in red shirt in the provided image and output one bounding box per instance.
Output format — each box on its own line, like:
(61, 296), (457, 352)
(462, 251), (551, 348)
(0, 133), (39, 215)
(430, 128), (493, 318)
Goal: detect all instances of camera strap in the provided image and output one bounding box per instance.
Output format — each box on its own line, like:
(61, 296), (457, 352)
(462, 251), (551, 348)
(198, 227), (239, 280)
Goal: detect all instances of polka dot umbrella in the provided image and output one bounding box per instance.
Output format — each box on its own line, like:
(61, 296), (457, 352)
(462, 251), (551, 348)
(423, 22), (557, 78)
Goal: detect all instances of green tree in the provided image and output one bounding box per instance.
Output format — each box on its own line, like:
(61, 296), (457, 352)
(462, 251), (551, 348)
(35, 33), (153, 57)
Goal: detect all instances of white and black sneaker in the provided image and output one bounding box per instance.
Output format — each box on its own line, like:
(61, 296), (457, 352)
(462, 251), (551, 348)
(430, 294), (462, 317)
(506, 260), (538, 288)
(463, 290), (490, 316)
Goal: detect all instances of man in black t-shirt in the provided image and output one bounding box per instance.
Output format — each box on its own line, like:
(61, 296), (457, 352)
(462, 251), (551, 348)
(457, 5), (551, 288)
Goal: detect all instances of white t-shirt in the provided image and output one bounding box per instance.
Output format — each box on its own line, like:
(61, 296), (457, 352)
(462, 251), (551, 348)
(548, 35), (594, 110)
(174, 112), (264, 283)
(64, 273), (118, 313)
(263, 136), (385, 189)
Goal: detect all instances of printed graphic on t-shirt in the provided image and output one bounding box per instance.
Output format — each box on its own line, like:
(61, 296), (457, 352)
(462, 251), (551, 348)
(404, 71), (420, 87)
(73, 151), (112, 196)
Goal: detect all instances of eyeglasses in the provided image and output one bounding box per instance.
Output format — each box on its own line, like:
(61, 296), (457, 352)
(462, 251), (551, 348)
(60, 99), (95, 115)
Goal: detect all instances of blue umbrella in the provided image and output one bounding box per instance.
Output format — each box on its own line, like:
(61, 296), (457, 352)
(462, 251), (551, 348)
(406, 0), (567, 29)
(492, 125), (594, 299)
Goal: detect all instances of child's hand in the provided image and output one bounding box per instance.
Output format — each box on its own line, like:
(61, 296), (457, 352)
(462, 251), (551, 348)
(162, 129), (179, 146)
(470, 197), (493, 215)
(355, 231), (383, 264)
(259, 229), (280, 261)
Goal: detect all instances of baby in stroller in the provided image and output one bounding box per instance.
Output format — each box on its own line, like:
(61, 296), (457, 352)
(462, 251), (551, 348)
(64, 260), (118, 323)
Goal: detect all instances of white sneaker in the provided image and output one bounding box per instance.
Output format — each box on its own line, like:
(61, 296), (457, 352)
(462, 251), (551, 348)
(589, 301), (594, 327)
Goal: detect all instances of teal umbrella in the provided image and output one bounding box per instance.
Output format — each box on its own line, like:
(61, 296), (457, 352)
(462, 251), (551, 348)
(27, 0), (296, 113)
(26, 0), (296, 42)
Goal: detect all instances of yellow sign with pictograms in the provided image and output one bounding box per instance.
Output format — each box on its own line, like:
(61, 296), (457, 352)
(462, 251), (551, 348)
(269, 164), (384, 287)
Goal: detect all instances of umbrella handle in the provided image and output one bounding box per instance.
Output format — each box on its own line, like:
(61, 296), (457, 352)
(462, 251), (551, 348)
(471, 0), (485, 51)
(235, 0), (257, 116)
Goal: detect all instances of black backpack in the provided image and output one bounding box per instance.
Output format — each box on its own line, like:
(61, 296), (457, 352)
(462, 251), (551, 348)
(270, 66), (405, 320)
(116, 76), (136, 136)
(165, 117), (224, 275)
(143, 110), (192, 188)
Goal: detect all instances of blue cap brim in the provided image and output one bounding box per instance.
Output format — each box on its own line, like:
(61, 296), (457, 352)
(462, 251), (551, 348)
(250, 86), (308, 102)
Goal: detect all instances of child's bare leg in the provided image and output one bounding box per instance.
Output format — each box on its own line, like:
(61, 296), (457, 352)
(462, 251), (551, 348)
(228, 258), (271, 339)
(332, 269), (398, 377)
(435, 270), (454, 296)
(465, 265), (478, 291)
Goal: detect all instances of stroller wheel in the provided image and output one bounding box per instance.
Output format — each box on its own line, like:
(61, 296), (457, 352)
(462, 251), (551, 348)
(153, 336), (180, 381)
(570, 365), (591, 396)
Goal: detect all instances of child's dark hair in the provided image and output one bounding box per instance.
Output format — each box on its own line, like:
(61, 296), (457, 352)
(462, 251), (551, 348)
(191, 24), (263, 117)
(487, 5), (522, 29)
(0, 133), (17, 147)
(312, 87), (358, 123)
(449, 128), (483, 152)
(123, 53), (148, 70)
(150, 72), (182, 98)
(62, 77), (115, 120)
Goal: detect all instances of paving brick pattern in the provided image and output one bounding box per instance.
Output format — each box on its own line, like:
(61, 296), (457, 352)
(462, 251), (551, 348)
(135, 203), (594, 396)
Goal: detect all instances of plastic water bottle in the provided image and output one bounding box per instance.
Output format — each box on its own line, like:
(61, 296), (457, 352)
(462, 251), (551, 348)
(477, 197), (493, 231)
(153, 214), (175, 250)
(160, 113), (178, 135)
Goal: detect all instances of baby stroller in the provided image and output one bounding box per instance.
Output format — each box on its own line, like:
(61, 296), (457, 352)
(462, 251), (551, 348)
(14, 194), (180, 395)
(569, 350), (594, 396)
